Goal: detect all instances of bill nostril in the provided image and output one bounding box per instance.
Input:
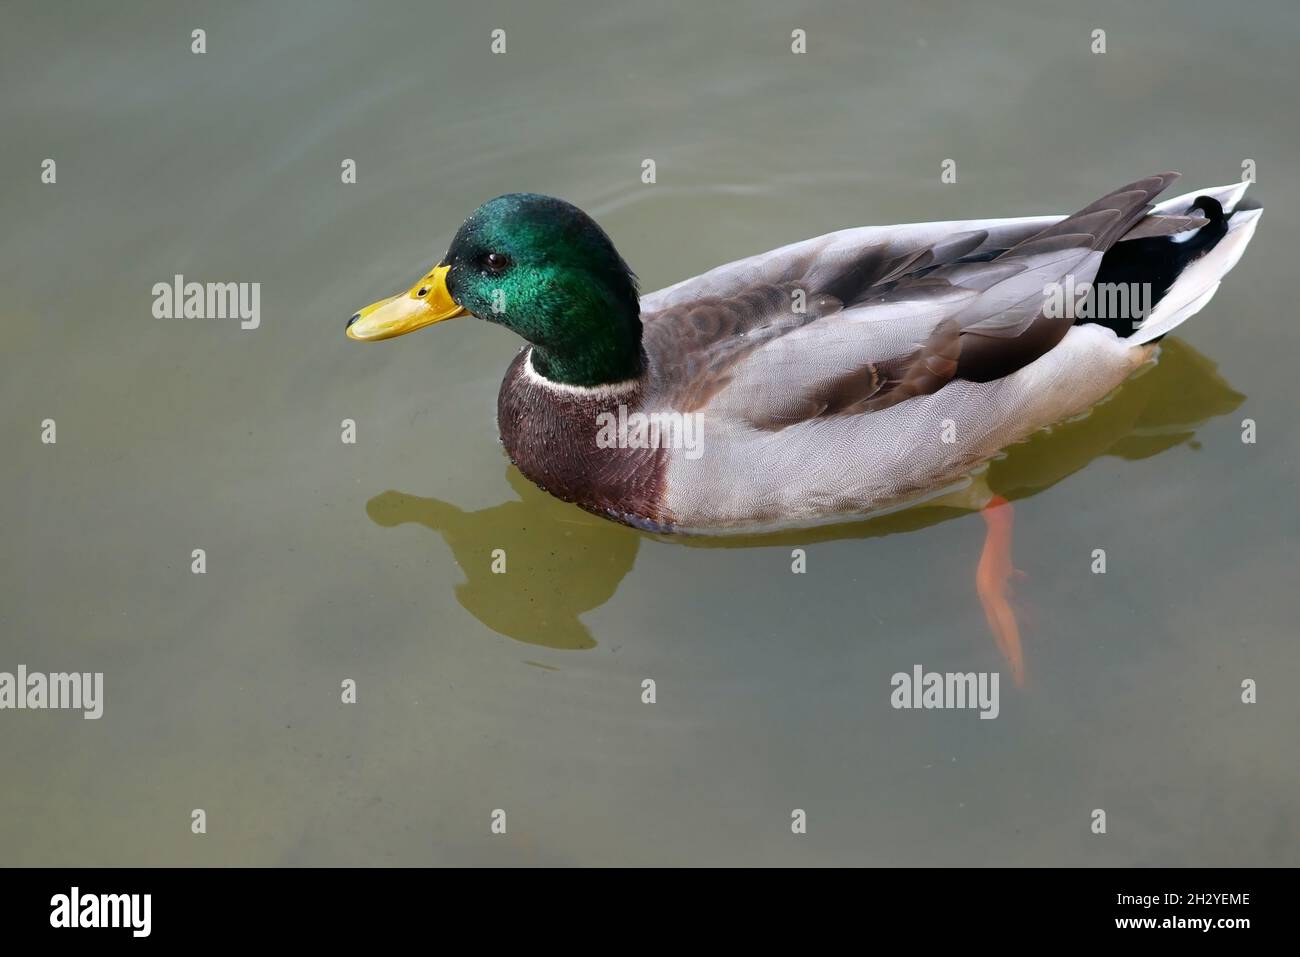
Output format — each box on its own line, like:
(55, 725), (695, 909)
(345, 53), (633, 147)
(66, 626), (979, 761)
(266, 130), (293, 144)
(347, 313), (361, 328)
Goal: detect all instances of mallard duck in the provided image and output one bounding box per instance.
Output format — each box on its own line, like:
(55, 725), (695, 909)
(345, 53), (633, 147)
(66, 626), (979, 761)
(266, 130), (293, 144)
(348, 173), (1259, 683)
(347, 172), (1259, 536)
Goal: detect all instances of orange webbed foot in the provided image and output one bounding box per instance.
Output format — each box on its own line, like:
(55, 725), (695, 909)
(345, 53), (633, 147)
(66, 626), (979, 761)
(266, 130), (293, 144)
(976, 495), (1026, 688)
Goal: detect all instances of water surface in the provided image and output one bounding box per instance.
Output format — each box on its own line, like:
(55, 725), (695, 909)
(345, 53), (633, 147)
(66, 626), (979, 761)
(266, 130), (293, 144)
(1, 0), (1297, 865)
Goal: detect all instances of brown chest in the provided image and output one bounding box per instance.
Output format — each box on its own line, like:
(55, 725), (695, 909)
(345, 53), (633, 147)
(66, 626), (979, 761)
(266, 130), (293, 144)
(495, 350), (675, 530)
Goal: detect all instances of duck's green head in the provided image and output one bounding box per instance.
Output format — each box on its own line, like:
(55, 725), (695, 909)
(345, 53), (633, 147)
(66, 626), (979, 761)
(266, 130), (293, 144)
(347, 193), (643, 386)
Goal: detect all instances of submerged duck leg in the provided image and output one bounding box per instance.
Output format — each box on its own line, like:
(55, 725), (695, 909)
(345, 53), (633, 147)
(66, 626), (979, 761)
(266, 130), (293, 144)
(976, 495), (1025, 688)
(931, 477), (1026, 685)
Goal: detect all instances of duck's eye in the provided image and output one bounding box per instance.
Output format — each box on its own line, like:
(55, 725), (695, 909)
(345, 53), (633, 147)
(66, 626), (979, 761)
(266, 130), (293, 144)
(417, 287), (429, 297)
(483, 252), (512, 273)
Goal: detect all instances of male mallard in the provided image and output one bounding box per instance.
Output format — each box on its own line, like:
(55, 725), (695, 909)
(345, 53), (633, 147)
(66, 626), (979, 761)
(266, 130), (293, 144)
(347, 172), (1259, 537)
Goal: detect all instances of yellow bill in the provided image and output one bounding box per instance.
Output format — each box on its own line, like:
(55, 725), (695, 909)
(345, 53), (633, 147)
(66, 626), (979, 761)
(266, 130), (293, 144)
(346, 264), (467, 341)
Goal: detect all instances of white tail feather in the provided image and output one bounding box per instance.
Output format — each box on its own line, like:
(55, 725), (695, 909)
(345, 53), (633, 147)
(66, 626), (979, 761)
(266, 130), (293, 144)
(1153, 180), (1252, 217)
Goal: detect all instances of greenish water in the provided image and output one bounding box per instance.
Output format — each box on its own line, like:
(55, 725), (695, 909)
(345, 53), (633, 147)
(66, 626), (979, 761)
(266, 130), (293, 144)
(1, 0), (1297, 866)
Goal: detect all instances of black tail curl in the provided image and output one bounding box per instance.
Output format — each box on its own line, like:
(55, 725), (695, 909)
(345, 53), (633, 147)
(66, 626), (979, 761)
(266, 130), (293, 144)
(1088, 196), (1229, 339)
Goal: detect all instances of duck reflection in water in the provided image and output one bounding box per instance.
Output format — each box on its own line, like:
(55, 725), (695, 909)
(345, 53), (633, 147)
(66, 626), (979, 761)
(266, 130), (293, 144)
(367, 467), (637, 651)
(366, 338), (1242, 679)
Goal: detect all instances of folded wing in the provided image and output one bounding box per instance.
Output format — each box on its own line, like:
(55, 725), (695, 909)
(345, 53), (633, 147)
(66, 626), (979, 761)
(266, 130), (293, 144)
(643, 173), (1182, 427)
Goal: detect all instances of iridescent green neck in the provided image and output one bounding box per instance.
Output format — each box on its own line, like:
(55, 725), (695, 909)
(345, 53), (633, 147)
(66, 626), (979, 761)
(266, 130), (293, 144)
(527, 295), (644, 387)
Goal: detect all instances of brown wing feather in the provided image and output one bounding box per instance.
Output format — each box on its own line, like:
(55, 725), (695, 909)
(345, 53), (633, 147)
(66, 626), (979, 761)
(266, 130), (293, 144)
(746, 318), (962, 430)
